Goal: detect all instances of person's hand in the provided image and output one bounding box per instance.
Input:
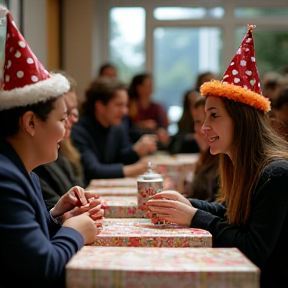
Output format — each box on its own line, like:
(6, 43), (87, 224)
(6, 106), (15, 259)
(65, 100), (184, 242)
(62, 197), (103, 223)
(156, 128), (170, 146)
(133, 134), (157, 157)
(149, 190), (192, 206)
(63, 212), (100, 245)
(123, 161), (149, 177)
(146, 190), (197, 226)
(51, 186), (99, 218)
(137, 119), (157, 131)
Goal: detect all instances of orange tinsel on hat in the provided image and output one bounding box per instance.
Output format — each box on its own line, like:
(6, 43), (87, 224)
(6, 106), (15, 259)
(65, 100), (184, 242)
(200, 25), (271, 113)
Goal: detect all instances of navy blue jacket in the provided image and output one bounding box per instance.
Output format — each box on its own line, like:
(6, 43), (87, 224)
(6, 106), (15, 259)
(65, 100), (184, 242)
(71, 114), (139, 184)
(0, 139), (84, 288)
(190, 160), (288, 288)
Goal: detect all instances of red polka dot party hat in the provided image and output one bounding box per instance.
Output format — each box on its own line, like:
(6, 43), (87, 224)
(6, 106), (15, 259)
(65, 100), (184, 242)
(0, 5), (69, 110)
(200, 24), (271, 113)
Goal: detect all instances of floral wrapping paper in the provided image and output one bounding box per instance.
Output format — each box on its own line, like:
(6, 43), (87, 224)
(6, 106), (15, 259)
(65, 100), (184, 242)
(101, 196), (145, 218)
(86, 187), (137, 197)
(93, 218), (212, 248)
(143, 154), (199, 194)
(87, 177), (137, 189)
(66, 247), (260, 288)
(137, 179), (163, 211)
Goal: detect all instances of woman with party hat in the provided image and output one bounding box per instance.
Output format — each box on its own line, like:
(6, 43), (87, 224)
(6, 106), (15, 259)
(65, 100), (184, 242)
(0, 6), (102, 288)
(147, 25), (288, 288)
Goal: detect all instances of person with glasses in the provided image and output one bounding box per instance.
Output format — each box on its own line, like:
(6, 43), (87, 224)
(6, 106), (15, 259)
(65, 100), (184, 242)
(34, 71), (86, 211)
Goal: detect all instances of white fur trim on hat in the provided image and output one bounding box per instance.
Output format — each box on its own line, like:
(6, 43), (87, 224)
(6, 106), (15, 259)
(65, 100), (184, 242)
(0, 73), (70, 110)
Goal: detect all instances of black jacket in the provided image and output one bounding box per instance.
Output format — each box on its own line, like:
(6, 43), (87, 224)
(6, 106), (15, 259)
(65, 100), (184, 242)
(34, 153), (85, 210)
(190, 160), (288, 288)
(71, 114), (139, 184)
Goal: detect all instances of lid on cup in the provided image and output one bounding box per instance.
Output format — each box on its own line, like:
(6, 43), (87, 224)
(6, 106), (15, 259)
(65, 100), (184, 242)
(142, 162), (162, 180)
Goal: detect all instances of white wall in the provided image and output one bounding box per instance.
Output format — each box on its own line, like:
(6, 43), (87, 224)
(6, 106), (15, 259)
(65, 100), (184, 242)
(62, 0), (103, 100)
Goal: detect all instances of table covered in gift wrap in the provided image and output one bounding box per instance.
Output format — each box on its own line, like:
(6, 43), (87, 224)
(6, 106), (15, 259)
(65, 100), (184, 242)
(86, 187), (137, 197)
(101, 196), (144, 218)
(87, 177), (137, 189)
(93, 218), (212, 248)
(142, 153), (199, 193)
(66, 246), (260, 288)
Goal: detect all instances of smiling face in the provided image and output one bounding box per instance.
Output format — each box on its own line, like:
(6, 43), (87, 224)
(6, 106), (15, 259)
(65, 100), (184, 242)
(96, 89), (128, 127)
(34, 96), (67, 164)
(201, 96), (234, 160)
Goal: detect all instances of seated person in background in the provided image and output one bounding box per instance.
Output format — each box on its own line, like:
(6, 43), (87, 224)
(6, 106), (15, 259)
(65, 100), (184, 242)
(273, 86), (288, 140)
(98, 62), (118, 80)
(274, 86), (288, 128)
(194, 71), (218, 92)
(0, 8), (101, 287)
(128, 73), (170, 148)
(261, 71), (283, 111)
(183, 97), (219, 201)
(34, 71), (85, 211)
(71, 78), (157, 184)
(168, 89), (200, 154)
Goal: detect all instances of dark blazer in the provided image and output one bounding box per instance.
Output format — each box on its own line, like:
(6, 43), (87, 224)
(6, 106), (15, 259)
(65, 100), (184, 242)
(190, 160), (288, 288)
(71, 113), (139, 184)
(34, 153), (85, 211)
(0, 139), (84, 288)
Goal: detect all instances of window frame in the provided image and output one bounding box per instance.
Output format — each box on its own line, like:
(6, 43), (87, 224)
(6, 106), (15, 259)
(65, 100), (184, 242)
(99, 0), (288, 74)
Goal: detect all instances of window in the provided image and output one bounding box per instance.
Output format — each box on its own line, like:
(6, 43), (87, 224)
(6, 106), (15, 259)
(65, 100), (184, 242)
(154, 7), (224, 20)
(235, 7), (288, 18)
(109, 7), (145, 83)
(154, 27), (222, 108)
(0, 1), (7, 80)
(104, 0), (288, 134)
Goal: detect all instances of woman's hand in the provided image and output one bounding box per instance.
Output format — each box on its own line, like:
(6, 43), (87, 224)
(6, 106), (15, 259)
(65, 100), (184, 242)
(146, 190), (197, 226)
(51, 186), (99, 218)
(150, 190), (192, 206)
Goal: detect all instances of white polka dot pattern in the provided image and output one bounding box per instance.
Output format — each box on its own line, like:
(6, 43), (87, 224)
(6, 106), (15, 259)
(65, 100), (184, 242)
(220, 25), (262, 95)
(17, 71), (24, 78)
(1, 12), (51, 91)
(18, 41), (26, 48)
(27, 58), (34, 64)
(7, 60), (11, 69)
(31, 75), (38, 82)
(14, 51), (21, 58)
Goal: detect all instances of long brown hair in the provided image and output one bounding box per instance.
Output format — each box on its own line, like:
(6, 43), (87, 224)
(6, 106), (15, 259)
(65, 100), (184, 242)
(177, 90), (200, 134)
(59, 138), (83, 177)
(218, 97), (288, 227)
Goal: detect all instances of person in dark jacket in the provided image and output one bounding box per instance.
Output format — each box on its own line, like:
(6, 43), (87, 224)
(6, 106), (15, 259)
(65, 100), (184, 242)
(0, 7), (102, 287)
(147, 25), (288, 288)
(71, 78), (157, 185)
(183, 97), (219, 201)
(34, 71), (85, 210)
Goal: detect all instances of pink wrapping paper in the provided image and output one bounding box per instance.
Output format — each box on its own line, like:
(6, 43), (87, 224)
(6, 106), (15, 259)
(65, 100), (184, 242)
(94, 218), (212, 248)
(101, 196), (145, 218)
(143, 154), (199, 193)
(88, 177), (137, 188)
(86, 187), (137, 197)
(66, 247), (260, 288)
